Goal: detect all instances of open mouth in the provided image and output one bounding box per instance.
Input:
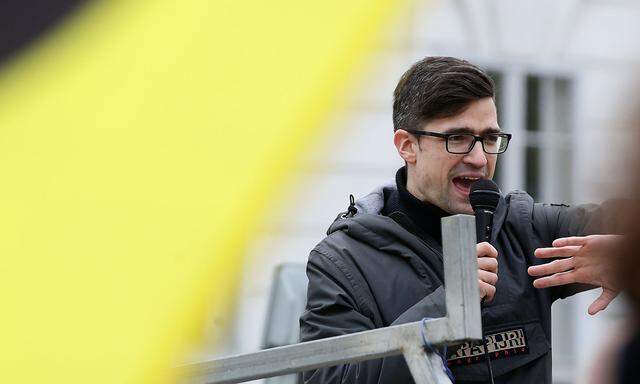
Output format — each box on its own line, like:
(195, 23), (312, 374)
(452, 176), (481, 195)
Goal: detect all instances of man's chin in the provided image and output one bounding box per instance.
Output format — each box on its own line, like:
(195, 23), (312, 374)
(449, 201), (473, 215)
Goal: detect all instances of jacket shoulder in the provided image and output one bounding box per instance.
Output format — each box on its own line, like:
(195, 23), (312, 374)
(503, 190), (560, 246)
(311, 227), (362, 263)
(504, 190), (586, 245)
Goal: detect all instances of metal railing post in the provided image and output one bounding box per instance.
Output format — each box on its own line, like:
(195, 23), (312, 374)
(403, 344), (452, 383)
(442, 215), (482, 341)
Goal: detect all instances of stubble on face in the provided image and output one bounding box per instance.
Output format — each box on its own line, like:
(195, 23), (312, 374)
(406, 98), (499, 215)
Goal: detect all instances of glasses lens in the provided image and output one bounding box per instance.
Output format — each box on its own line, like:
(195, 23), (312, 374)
(447, 134), (475, 154)
(483, 134), (509, 154)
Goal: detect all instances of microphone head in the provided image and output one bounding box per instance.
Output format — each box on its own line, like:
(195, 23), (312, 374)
(469, 179), (501, 212)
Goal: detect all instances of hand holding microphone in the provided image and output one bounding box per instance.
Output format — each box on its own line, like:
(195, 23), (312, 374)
(476, 242), (498, 302)
(470, 180), (501, 303)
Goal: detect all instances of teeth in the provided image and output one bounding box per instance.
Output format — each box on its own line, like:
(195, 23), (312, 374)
(460, 177), (479, 180)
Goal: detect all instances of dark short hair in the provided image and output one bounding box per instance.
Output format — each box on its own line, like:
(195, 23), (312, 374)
(393, 56), (495, 132)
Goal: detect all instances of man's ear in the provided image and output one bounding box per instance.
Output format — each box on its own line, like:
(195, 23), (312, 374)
(393, 129), (418, 164)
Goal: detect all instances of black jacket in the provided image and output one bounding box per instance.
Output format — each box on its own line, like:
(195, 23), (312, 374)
(299, 183), (607, 383)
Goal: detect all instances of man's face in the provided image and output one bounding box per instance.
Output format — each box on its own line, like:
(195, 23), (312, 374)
(401, 97), (499, 214)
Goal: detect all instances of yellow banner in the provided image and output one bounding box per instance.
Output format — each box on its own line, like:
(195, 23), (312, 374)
(0, 0), (409, 382)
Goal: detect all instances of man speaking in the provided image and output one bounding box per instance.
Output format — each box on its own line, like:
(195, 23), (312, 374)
(299, 56), (619, 383)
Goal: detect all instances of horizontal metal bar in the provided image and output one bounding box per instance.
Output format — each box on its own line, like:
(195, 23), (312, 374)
(181, 318), (453, 384)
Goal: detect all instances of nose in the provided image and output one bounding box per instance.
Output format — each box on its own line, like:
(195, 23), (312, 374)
(462, 140), (488, 168)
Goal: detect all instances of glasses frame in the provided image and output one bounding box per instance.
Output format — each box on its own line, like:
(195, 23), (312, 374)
(403, 129), (512, 154)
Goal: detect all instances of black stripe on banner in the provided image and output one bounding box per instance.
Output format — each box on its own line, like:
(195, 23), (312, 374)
(0, 0), (88, 65)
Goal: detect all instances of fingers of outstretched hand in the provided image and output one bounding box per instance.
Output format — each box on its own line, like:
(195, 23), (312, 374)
(527, 257), (574, 277)
(587, 288), (619, 316)
(532, 271), (576, 289)
(534, 245), (582, 258)
(551, 236), (589, 247)
(476, 242), (498, 258)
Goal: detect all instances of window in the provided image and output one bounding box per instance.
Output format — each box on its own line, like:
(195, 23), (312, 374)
(484, 67), (574, 204)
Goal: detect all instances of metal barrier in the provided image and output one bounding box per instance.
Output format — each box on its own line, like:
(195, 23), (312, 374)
(181, 215), (482, 384)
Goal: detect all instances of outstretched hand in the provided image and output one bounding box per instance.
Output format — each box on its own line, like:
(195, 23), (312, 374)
(528, 235), (622, 315)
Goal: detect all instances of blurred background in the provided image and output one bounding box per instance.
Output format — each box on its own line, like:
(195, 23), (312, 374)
(2, 1), (639, 383)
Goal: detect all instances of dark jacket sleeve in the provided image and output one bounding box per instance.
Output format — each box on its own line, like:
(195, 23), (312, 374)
(390, 285), (446, 325)
(532, 200), (625, 240)
(531, 200), (623, 299)
(299, 248), (381, 383)
(299, 248), (446, 383)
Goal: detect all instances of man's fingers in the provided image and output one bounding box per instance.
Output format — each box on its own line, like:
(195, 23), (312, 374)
(534, 245), (582, 259)
(532, 271), (576, 288)
(477, 242), (498, 258)
(478, 270), (498, 286)
(477, 243), (499, 289)
(587, 288), (619, 316)
(479, 280), (496, 302)
(478, 257), (498, 274)
(552, 236), (589, 247)
(527, 258), (574, 277)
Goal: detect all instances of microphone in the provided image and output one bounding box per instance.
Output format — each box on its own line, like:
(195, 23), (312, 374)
(469, 179), (501, 243)
(469, 179), (501, 384)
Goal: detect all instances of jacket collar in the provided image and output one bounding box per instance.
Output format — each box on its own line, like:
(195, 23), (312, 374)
(328, 182), (508, 249)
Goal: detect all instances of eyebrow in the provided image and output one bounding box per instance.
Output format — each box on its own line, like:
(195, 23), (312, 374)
(443, 126), (502, 135)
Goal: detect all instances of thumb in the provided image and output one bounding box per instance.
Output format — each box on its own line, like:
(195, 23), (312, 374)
(587, 288), (619, 316)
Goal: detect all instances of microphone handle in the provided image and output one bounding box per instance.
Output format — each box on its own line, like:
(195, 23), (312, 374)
(474, 209), (494, 243)
(474, 208), (497, 384)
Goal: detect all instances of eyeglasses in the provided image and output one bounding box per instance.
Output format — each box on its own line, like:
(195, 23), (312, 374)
(403, 129), (512, 154)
